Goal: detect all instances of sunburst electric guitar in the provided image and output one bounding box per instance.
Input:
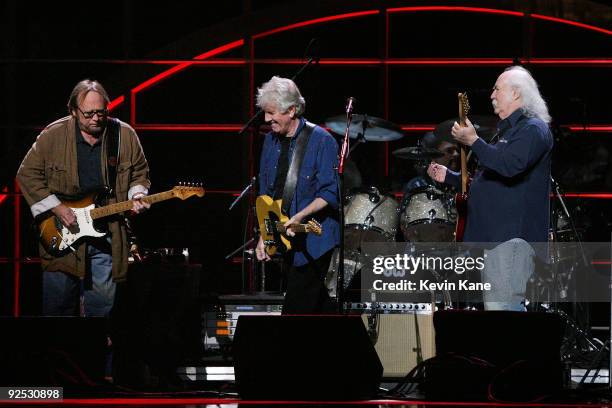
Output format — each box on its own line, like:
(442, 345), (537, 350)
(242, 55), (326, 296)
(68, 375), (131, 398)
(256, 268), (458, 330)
(454, 92), (470, 242)
(39, 185), (205, 255)
(255, 195), (322, 257)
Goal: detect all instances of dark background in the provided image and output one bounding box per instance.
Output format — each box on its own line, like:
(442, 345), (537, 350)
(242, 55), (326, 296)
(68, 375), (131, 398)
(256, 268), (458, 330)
(1, 0), (611, 317)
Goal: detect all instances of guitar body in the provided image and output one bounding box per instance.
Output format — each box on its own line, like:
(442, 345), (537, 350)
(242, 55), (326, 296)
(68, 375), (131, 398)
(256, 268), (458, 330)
(454, 191), (468, 242)
(39, 193), (107, 256)
(38, 185), (205, 256)
(256, 195), (292, 256)
(255, 195), (323, 257)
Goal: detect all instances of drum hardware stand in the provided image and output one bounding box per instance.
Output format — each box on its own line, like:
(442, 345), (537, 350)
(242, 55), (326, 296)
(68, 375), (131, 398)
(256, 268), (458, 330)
(337, 96), (357, 312)
(366, 289), (379, 344)
(428, 268), (453, 310)
(348, 115), (369, 154)
(546, 176), (610, 387)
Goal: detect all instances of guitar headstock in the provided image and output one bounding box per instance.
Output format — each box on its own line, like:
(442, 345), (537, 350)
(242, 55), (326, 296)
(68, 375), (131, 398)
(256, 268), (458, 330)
(306, 219), (323, 236)
(458, 92), (470, 126)
(172, 183), (205, 200)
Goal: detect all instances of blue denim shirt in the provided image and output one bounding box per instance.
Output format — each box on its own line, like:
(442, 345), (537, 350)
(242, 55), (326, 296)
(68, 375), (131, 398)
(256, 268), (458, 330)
(258, 117), (340, 266)
(445, 109), (553, 245)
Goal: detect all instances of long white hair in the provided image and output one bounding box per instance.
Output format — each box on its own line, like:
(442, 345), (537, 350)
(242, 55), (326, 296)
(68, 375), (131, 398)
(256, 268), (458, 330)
(505, 66), (551, 124)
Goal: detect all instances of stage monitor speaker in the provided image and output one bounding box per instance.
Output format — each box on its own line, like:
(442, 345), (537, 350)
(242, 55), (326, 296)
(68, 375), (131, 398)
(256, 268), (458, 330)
(233, 315), (383, 400)
(0, 317), (107, 387)
(426, 310), (565, 401)
(362, 312), (435, 378)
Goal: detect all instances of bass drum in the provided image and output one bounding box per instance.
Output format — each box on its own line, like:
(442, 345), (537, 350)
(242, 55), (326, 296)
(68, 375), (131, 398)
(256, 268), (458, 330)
(344, 186), (400, 251)
(400, 185), (456, 242)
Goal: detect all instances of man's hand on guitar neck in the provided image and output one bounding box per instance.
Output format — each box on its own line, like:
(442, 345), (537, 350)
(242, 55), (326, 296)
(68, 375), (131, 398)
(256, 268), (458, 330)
(451, 117), (478, 146)
(130, 192), (151, 215)
(283, 197), (328, 237)
(52, 203), (77, 227)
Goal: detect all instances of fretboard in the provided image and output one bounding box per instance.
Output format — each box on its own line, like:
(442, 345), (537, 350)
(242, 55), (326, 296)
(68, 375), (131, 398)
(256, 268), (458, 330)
(275, 222), (309, 234)
(90, 190), (175, 220)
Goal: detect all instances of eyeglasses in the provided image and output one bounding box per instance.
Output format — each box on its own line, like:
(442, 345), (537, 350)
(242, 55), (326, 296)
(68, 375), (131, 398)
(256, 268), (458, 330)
(77, 107), (108, 119)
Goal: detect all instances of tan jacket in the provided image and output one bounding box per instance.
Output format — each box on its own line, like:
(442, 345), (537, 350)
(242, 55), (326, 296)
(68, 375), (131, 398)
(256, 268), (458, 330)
(16, 115), (150, 282)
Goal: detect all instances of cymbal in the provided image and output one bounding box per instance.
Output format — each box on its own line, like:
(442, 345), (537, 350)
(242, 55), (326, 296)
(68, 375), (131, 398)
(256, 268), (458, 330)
(434, 116), (498, 142)
(392, 146), (444, 160)
(325, 114), (404, 142)
(470, 115), (499, 142)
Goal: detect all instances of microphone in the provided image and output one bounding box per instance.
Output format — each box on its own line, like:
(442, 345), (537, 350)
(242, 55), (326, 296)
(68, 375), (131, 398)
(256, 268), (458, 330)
(346, 97), (356, 115)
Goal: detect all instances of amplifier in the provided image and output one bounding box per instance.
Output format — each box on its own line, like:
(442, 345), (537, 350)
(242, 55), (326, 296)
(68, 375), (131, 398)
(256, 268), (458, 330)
(346, 302), (434, 313)
(202, 296), (283, 352)
(347, 298), (436, 378)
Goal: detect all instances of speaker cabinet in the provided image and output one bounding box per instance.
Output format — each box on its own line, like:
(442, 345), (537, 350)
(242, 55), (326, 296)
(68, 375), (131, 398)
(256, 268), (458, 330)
(426, 310), (565, 401)
(0, 317), (107, 387)
(233, 315), (383, 400)
(362, 311), (435, 378)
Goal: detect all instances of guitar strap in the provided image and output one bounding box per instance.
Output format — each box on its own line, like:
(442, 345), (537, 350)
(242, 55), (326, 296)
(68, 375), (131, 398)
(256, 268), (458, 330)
(105, 117), (121, 198)
(281, 121), (315, 215)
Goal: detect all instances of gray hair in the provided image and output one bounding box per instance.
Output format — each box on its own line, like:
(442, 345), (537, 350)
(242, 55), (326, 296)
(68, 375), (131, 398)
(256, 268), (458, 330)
(67, 79), (110, 114)
(504, 66), (551, 124)
(256, 76), (305, 116)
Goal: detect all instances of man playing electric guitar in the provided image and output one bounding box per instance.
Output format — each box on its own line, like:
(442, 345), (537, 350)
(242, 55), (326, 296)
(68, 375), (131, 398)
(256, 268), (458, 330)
(17, 79), (151, 317)
(428, 66), (553, 311)
(255, 76), (340, 314)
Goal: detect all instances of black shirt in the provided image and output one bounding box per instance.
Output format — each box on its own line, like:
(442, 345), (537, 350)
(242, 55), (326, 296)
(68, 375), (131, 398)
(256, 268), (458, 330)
(75, 122), (104, 195)
(272, 136), (292, 199)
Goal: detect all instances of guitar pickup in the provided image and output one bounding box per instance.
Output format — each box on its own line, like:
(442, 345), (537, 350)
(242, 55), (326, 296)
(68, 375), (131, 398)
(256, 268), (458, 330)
(264, 218), (276, 234)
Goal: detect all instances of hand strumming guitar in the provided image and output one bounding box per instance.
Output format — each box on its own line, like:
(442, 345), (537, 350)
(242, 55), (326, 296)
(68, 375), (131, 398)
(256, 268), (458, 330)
(52, 203), (77, 227)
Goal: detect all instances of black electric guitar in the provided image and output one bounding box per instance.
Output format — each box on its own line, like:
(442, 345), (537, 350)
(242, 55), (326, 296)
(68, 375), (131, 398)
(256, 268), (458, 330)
(39, 185), (204, 255)
(255, 195), (322, 257)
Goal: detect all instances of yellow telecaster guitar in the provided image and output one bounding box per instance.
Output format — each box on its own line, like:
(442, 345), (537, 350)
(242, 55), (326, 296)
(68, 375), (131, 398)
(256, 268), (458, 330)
(255, 195), (322, 257)
(39, 185), (205, 255)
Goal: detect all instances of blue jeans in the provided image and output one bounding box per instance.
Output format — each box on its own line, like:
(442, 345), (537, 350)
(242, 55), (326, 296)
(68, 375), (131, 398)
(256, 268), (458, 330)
(43, 240), (115, 317)
(482, 238), (535, 311)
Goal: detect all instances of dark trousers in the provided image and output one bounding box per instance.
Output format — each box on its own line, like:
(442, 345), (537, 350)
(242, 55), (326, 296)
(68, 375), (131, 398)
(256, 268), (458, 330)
(282, 249), (336, 315)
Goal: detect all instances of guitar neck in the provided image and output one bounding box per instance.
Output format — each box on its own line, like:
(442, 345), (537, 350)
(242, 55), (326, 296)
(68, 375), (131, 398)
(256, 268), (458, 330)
(459, 106), (469, 194)
(275, 222), (310, 234)
(460, 146), (468, 194)
(90, 190), (175, 220)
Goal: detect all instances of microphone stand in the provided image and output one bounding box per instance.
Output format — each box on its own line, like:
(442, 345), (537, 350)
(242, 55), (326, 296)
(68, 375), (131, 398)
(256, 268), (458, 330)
(337, 97), (355, 313)
(550, 176), (589, 298)
(238, 39), (319, 137)
(229, 177), (256, 211)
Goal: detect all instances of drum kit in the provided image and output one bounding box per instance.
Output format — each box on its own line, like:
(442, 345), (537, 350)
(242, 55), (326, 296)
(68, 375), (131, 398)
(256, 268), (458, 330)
(324, 114), (459, 299)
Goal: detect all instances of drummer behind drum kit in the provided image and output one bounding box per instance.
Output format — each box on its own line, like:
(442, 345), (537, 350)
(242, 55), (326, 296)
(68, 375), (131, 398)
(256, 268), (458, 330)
(323, 115), (458, 298)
